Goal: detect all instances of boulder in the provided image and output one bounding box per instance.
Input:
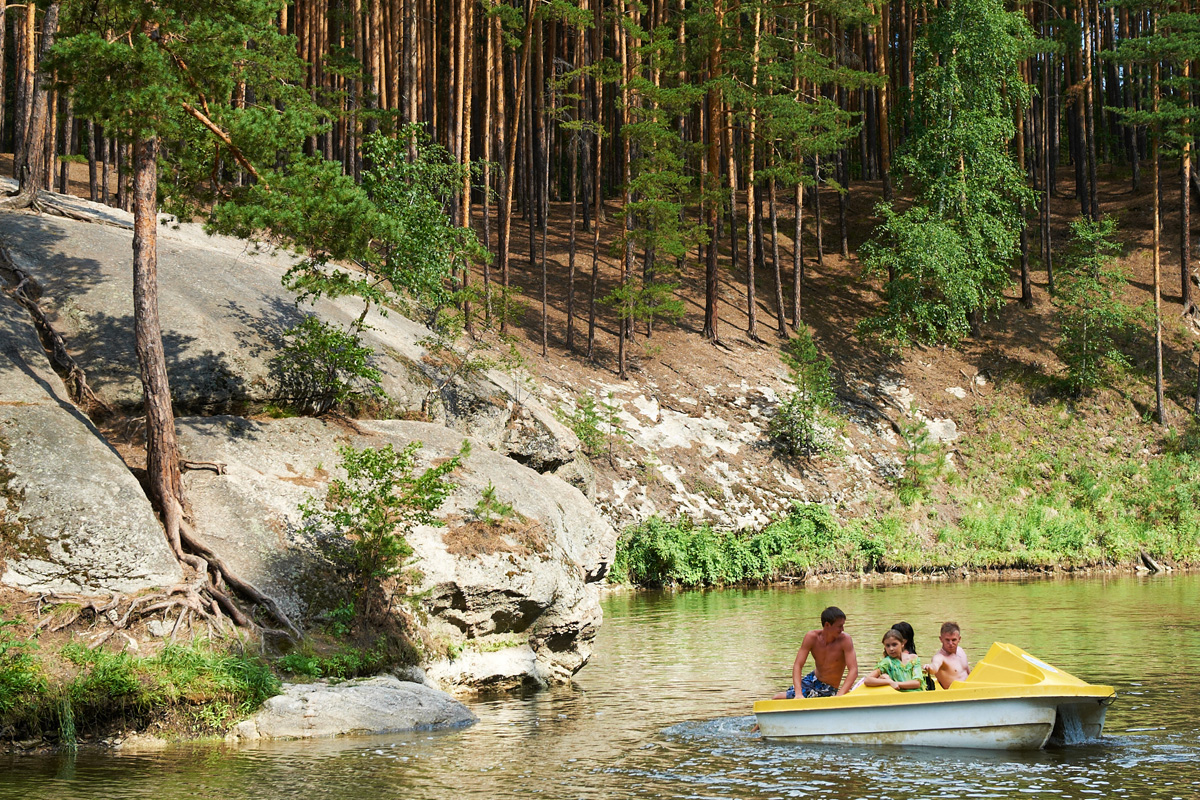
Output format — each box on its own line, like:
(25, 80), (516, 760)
(175, 416), (617, 689)
(0, 208), (584, 481)
(0, 295), (181, 594)
(227, 675), (476, 741)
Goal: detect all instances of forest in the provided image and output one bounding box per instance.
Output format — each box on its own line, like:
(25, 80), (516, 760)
(2, 0), (1199, 414)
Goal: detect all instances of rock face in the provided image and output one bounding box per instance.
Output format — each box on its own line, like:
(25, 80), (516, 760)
(227, 675), (476, 741)
(176, 416), (618, 689)
(0, 209), (590, 495)
(0, 295), (182, 594)
(0, 195), (612, 692)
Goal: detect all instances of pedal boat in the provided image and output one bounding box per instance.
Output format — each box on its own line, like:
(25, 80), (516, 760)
(754, 642), (1115, 750)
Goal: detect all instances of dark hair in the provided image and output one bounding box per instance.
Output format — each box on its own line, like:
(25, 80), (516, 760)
(940, 621), (961, 636)
(892, 621), (917, 654)
(821, 606), (846, 626)
(882, 628), (907, 645)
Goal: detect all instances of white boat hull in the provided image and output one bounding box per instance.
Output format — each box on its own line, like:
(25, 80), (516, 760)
(756, 696), (1109, 751)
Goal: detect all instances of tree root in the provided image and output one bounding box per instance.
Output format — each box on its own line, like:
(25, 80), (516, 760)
(0, 243), (112, 416)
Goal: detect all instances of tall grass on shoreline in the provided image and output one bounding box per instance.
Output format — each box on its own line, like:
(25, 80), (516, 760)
(0, 634), (279, 746)
(611, 423), (1200, 587)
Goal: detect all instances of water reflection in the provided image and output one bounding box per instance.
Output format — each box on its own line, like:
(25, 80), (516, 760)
(1, 574), (1197, 800)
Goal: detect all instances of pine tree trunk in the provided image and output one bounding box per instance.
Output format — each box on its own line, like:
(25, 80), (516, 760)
(770, 177), (786, 336)
(703, 0), (724, 342)
(87, 120), (98, 201)
(133, 135), (185, 554)
(875, 3), (892, 200)
(1182, 52), (1194, 316)
(1042, 7), (1054, 296)
(745, 7), (762, 343)
(568, 98), (579, 350)
(497, 0), (537, 335)
(461, 0), (474, 337)
(618, 0), (631, 377)
(0, 3), (6, 152)
(541, 15), (551, 360)
(1153, 61), (1165, 425)
(101, 132), (111, 205)
(58, 94), (75, 194)
(12, 1), (61, 205)
(813, 155), (824, 265)
(1083, 0), (1099, 221)
(1016, 76), (1033, 308)
(587, 0), (603, 360)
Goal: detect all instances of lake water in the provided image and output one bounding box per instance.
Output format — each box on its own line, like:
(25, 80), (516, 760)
(3, 574), (1198, 799)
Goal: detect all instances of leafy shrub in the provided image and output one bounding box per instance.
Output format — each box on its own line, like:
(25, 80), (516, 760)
(611, 505), (906, 587)
(769, 328), (836, 456)
(271, 314), (383, 414)
(300, 441), (467, 622)
(1052, 216), (1132, 395)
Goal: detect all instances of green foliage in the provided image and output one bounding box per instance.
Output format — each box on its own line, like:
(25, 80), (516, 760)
(0, 617), (45, 719)
(611, 505), (913, 587)
(557, 392), (629, 461)
(300, 441), (467, 621)
(474, 482), (519, 526)
(275, 639), (392, 681)
(49, 0), (320, 218)
(1053, 216), (1132, 396)
(1, 639), (279, 743)
(769, 329), (836, 456)
(271, 315), (383, 414)
(894, 413), (948, 505)
(861, 0), (1034, 345)
(1110, 13), (1200, 156)
(54, 642), (279, 737)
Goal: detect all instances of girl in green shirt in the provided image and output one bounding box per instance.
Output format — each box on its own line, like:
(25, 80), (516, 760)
(863, 628), (925, 691)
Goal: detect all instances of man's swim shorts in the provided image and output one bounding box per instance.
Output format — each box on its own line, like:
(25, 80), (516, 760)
(785, 672), (839, 699)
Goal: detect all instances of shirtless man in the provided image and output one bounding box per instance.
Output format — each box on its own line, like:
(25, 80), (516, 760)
(773, 606), (859, 699)
(926, 621), (971, 689)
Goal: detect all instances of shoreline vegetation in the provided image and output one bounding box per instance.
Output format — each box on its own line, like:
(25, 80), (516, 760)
(0, 618), (417, 753)
(608, 414), (1200, 589)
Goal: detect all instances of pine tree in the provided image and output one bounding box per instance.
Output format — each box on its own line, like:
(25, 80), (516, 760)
(46, 0), (338, 635)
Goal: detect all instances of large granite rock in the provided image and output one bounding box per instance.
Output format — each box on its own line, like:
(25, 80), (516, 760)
(0, 207), (588, 493)
(227, 675), (476, 741)
(0, 294), (181, 593)
(176, 416), (617, 690)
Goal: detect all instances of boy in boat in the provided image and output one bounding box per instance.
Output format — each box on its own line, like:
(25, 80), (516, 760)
(773, 606), (859, 699)
(926, 621), (971, 689)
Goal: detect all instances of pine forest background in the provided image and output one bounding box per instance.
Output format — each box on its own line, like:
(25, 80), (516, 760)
(3, 0), (1199, 412)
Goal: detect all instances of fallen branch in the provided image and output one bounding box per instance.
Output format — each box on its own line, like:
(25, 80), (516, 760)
(181, 459), (227, 475)
(1139, 550), (1167, 574)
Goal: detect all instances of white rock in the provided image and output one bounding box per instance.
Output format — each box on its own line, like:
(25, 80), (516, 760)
(229, 675), (476, 741)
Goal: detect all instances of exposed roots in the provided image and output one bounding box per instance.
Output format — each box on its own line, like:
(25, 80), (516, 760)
(0, 243), (112, 417)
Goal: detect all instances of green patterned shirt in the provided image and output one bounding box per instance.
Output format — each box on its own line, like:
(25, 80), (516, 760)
(875, 654), (925, 691)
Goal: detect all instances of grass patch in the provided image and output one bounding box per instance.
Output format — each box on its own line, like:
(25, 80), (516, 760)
(0, 628), (279, 746)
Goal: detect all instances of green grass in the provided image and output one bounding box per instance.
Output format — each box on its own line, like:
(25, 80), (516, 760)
(0, 634), (280, 745)
(275, 639), (394, 681)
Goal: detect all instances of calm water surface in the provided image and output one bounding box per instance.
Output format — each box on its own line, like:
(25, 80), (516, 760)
(3, 574), (1198, 799)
